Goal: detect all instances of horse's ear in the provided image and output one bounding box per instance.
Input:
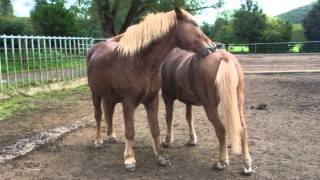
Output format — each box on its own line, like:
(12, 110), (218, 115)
(175, 7), (184, 20)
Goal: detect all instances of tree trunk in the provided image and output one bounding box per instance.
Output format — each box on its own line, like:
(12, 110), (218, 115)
(95, 0), (116, 37)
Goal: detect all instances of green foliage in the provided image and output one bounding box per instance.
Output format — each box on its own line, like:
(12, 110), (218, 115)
(0, 0), (14, 16)
(277, 4), (313, 24)
(303, 0), (320, 41)
(233, 0), (267, 43)
(90, 0), (209, 37)
(0, 16), (34, 35)
(201, 22), (214, 39)
(291, 24), (306, 41)
(262, 17), (292, 42)
(211, 12), (237, 43)
(31, 1), (80, 36)
(70, 0), (103, 37)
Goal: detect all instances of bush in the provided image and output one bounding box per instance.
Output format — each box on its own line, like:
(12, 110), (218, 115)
(31, 1), (80, 36)
(0, 16), (34, 35)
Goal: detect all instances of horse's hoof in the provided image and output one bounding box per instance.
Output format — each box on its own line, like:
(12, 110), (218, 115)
(242, 166), (253, 176)
(106, 136), (118, 144)
(125, 163), (136, 172)
(185, 140), (197, 147)
(94, 139), (103, 148)
(158, 156), (171, 167)
(162, 140), (170, 148)
(242, 159), (253, 175)
(212, 160), (229, 170)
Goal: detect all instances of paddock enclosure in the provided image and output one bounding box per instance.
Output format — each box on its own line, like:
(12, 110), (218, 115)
(0, 54), (319, 179)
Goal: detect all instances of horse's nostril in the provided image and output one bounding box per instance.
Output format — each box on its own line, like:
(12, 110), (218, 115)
(201, 48), (210, 57)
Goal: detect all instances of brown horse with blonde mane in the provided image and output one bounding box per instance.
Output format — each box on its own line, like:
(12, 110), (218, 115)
(86, 8), (213, 172)
(161, 47), (253, 175)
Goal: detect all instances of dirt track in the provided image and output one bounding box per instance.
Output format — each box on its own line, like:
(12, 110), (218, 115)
(0, 54), (320, 179)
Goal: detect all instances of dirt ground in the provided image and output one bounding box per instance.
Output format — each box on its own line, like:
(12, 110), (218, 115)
(0, 54), (320, 179)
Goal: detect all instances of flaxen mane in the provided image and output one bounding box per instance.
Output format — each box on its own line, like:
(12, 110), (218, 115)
(117, 9), (193, 56)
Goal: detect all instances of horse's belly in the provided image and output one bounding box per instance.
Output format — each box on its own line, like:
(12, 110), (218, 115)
(175, 88), (201, 105)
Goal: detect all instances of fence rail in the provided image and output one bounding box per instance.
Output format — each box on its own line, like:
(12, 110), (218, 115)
(0, 35), (93, 92)
(226, 41), (320, 54)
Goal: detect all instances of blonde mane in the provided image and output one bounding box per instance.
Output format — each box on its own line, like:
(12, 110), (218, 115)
(117, 10), (192, 56)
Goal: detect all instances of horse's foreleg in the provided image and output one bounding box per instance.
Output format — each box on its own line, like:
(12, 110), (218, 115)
(144, 95), (171, 167)
(123, 100), (136, 172)
(92, 94), (103, 147)
(238, 85), (253, 175)
(204, 106), (229, 170)
(186, 104), (197, 146)
(102, 98), (117, 143)
(162, 94), (174, 148)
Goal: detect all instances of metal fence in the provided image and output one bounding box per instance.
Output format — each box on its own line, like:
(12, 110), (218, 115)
(0, 35), (93, 92)
(226, 41), (320, 54)
(1, 35), (320, 92)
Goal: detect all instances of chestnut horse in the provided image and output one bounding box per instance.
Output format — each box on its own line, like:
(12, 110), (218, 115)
(86, 8), (213, 172)
(161, 47), (253, 175)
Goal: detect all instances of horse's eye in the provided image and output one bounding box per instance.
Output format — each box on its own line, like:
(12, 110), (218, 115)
(194, 22), (199, 27)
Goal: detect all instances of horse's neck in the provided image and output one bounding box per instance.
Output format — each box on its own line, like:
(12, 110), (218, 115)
(138, 32), (176, 73)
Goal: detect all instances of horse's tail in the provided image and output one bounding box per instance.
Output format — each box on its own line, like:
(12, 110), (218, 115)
(215, 53), (242, 154)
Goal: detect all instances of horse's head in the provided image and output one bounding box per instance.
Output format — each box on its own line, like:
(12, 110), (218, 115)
(174, 8), (213, 57)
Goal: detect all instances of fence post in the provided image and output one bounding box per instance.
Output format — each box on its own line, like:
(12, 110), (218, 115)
(37, 37), (43, 83)
(254, 44), (257, 54)
(11, 37), (17, 88)
(4, 37), (10, 87)
(25, 37), (31, 87)
(48, 37), (53, 81)
(31, 37), (36, 83)
(0, 37), (2, 91)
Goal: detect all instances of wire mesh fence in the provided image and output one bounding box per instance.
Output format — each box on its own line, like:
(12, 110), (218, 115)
(0, 35), (93, 92)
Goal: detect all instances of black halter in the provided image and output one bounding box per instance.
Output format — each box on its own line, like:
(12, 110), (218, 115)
(201, 42), (225, 57)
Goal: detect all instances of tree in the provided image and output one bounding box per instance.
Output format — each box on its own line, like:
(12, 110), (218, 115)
(31, 0), (80, 36)
(91, 0), (224, 37)
(70, 0), (103, 37)
(201, 22), (214, 39)
(211, 11), (237, 43)
(262, 18), (292, 42)
(291, 24), (306, 41)
(303, 0), (320, 41)
(0, 16), (34, 35)
(0, 0), (14, 16)
(233, 0), (267, 43)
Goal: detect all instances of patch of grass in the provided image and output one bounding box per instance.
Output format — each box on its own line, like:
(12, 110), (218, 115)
(0, 85), (89, 121)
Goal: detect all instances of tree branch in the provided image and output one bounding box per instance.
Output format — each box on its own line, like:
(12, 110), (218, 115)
(187, 1), (224, 12)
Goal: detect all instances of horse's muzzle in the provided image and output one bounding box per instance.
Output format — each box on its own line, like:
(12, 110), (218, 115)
(201, 48), (211, 57)
(201, 42), (225, 57)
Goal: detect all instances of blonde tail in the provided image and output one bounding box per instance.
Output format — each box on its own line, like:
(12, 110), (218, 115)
(215, 56), (242, 154)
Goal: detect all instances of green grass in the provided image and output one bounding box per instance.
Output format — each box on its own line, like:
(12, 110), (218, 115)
(0, 85), (89, 121)
(0, 50), (86, 73)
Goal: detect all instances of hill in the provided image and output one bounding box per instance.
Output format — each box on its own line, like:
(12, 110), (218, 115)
(277, 3), (313, 23)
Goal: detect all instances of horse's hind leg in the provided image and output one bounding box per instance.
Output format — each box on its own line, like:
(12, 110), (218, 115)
(162, 94), (174, 148)
(92, 94), (103, 147)
(144, 95), (171, 167)
(204, 106), (229, 170)
(238, 82), (253, 175)
(186, 104), (197, 146)
(102, 98), (117, 143)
